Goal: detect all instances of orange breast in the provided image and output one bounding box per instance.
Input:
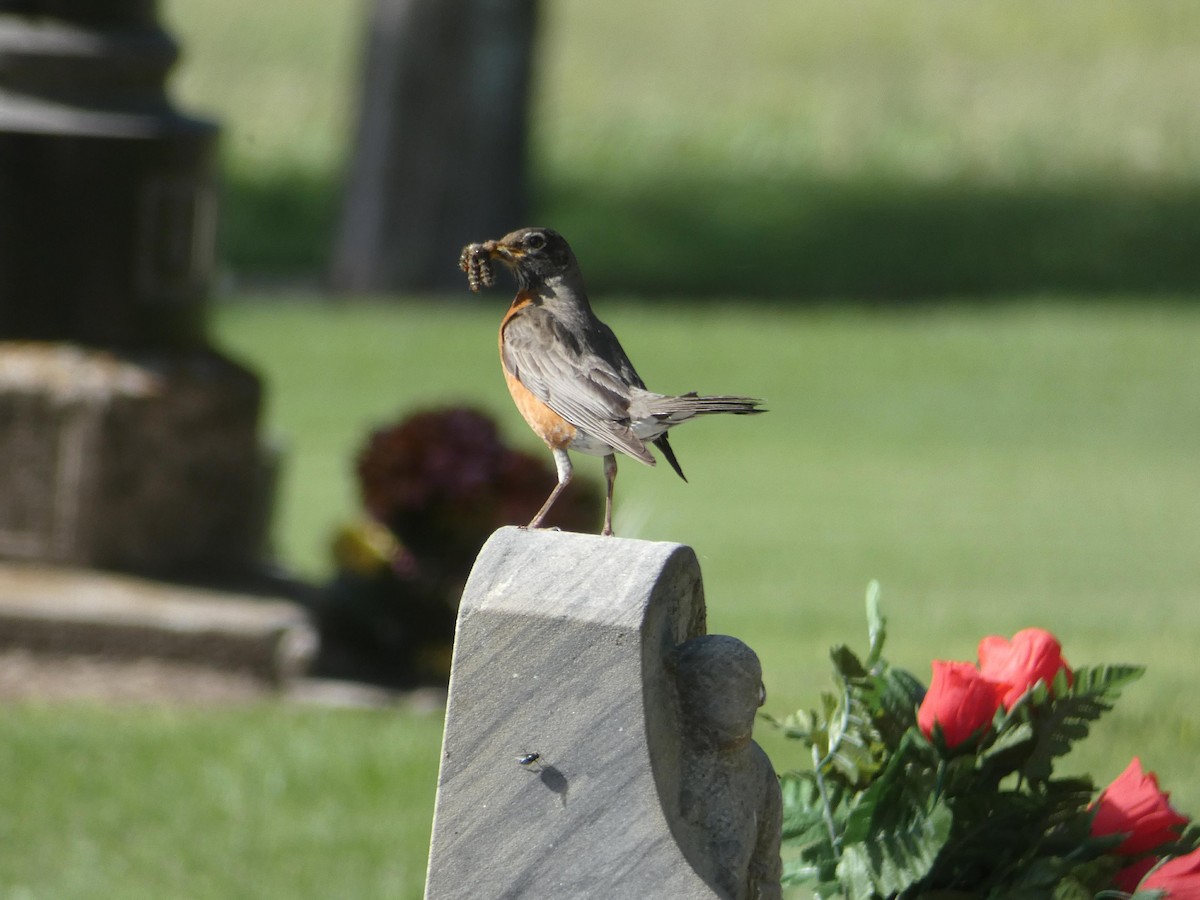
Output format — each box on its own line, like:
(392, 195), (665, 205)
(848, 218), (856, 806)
(499, 293), (577, 450)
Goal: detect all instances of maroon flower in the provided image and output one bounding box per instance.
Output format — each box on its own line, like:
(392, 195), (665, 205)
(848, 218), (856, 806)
(1141, 848), (1200, 899)
(1091, 757), (1189, 855)
(917, 660), (1005, 749)
(356, 407), (600, 563)
(977, 627), (1073, 709)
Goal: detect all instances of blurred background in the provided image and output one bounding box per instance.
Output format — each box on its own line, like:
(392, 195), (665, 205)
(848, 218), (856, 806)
(2, 0), (1199, 895)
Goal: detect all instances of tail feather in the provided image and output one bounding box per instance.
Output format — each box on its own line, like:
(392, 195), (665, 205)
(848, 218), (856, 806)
(647, 392), (766, 421)
(642, 393), (764, 482)
(654, 434), (687, 482)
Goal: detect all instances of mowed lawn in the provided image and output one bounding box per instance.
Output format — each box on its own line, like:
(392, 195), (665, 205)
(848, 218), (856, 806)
(3, 0), (1198, 897)
(2, 300), (1195, 899)
(209, 298), (1200, 804)
(161, 0), (1200, 294)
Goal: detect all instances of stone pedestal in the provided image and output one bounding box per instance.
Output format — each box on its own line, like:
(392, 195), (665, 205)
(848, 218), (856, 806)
(0, 3), (218, 348)
(0, 3), (272, 581)
(424, 527), (782, 900)
(0, 343), (271, 577)
(0, 561), (316, 686)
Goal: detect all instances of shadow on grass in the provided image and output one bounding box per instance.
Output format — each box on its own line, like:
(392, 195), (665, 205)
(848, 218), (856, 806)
(542, 174), (1200, 300)
(219, 166), (1200, 299)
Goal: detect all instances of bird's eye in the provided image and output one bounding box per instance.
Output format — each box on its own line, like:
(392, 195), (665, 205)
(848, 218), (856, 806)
(525, 232), (547, 251)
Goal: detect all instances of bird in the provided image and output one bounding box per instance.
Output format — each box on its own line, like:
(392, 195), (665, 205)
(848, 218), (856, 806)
(459, 226), (764, 537)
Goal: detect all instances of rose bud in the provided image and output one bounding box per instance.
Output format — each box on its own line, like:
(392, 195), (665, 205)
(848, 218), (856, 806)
(977, 627), (1073, 709)
(918, 660), (1005, 749)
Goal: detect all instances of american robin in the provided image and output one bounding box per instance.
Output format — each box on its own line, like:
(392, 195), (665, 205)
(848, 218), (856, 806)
(459, 226), (764, 537)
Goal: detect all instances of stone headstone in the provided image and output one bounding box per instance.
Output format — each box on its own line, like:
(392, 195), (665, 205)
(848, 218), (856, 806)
(0, 343), (271, 577)
(0, 1), (218, 347)
(424, 527), (782, 899)
(0, 3), (272, 580)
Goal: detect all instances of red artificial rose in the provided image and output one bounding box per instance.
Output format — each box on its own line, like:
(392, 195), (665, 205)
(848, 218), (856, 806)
(1114, 856), (1158, 893)
(917, 660), (1005, 749)
(977, 627), (1073, 708)
(1091, 757), (1189, 855)
(1141, 848), (1200, 899)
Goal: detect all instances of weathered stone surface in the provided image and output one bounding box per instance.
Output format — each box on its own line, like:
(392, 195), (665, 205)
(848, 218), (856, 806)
(0, 561), (316, 685)
(0, 343), (271, 576)
(424, 526), (781, 899)
(671, 635), (783, 899)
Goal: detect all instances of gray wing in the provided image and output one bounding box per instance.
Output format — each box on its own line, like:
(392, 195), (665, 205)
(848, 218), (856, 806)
(502, 307), (656, 464)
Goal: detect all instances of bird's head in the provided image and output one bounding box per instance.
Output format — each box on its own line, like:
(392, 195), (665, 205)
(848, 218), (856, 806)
(480, 227), (578, 290)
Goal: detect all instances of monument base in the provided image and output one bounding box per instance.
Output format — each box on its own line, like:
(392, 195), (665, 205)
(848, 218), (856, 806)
(0, 342), (273, 578)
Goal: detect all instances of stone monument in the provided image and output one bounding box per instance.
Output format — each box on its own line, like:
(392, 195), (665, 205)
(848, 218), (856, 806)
(0, 1), (272, 578)
(0, 2), (306, 693)
(424, 527), (782, 899)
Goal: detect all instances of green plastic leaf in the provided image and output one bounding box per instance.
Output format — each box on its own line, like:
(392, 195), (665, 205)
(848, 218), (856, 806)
(864, 580), (886, 670)
(1051, 666), (1072, 698)
(831, 644), (869, 680)
(779, 774), (823, 837)
(1069, 663), (1145, 699)
(1177, 821), (1200, 850)
(1019, 665), (1145, 784)
(836, 800), (953, 898)
(977, 719), (1036, 781)
(767, 708), (818, 742)
(1049, 875), (1092, 900)
(782, 851), (838, 888)
(840, 731), (939, 842)
(779, 857), (810, 885)
(875, 667), (925, 746)
(825, 719), (883, 787)
(1021, 707), (1092, 782)
(1037, 776), (1097, 831)
(1056, 851), (1125, 898)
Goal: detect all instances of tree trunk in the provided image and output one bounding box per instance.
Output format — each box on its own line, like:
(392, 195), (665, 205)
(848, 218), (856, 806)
(330, 0), (537, 293)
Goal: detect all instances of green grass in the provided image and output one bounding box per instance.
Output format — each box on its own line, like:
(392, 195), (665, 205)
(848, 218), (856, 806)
(164, 0), (1200, 186)
(212, 297), (1200, 801)
(0, 705), (443, 899)
(6, 300), (1195, 898)
(8, 3), (1199, 896)
(532, 2), (1200, 296)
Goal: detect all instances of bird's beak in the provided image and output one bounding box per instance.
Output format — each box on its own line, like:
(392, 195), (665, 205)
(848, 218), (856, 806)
(485, 239), (523, 263)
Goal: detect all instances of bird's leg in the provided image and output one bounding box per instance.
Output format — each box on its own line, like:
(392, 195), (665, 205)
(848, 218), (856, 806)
(528, 448), (573, 529)
(601, 453), (617, 536)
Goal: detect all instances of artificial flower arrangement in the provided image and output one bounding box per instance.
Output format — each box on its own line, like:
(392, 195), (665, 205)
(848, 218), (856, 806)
(770, 584), (1200, 899)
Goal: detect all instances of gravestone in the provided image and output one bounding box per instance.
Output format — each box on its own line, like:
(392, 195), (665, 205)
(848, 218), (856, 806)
(0, 343), (269, 575)
(425, 527), (782, 900)
(0, 2), (274, 579)
(0, 0), (217, 348)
